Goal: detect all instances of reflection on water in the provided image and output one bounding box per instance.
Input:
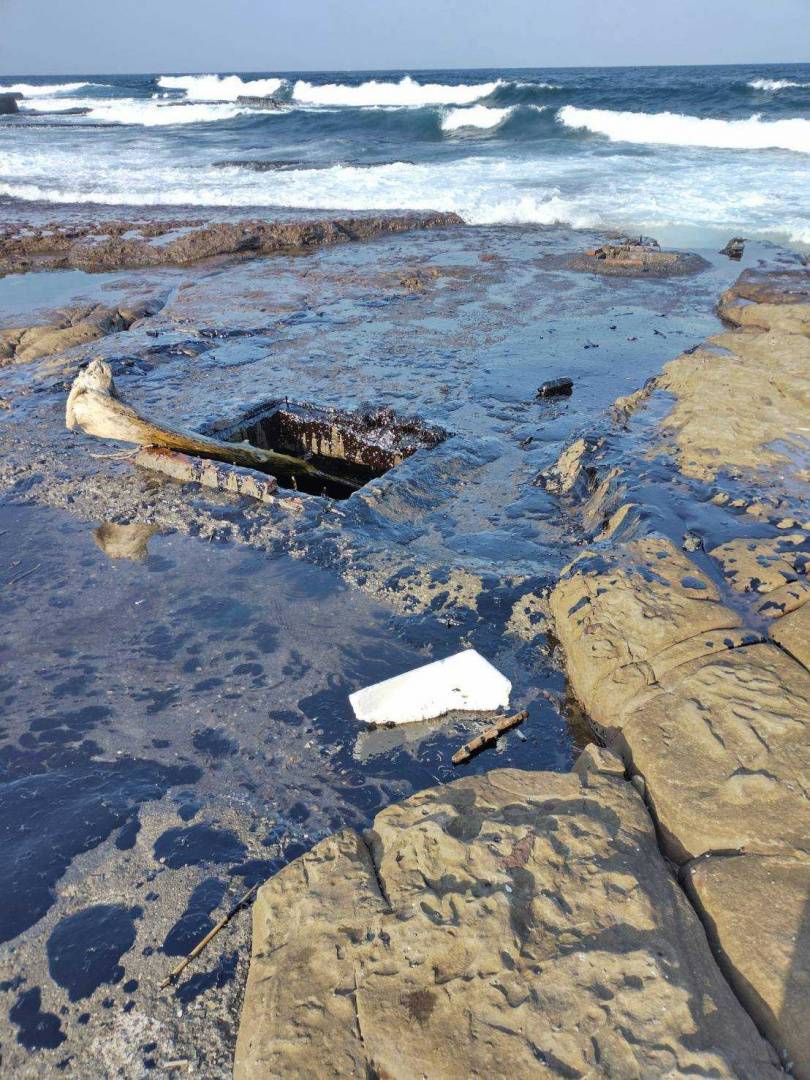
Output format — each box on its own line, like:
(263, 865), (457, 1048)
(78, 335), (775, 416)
(93, 521), (158, 560)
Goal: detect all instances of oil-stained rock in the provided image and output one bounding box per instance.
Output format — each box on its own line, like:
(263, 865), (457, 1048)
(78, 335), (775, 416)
(234, 761), (780, 1080)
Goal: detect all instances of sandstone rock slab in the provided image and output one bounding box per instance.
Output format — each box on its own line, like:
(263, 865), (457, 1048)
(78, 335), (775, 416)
(550, 536), (742, 734)
(616, 643), (810, 862)
(235, 764), (781, 1079)
(686, 853), (810, 1079)
(771, 598), (810, 670)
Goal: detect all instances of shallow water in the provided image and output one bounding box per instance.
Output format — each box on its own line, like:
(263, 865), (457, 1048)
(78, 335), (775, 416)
(0, 269), (127, 325)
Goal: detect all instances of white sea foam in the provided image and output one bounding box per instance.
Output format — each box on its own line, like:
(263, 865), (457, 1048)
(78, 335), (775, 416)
(558, 105), (810, 154)
(292, 75), (501, 107)
(2, 138), (809, 244)
(516, 81), (562, 90)
(157, 74), (285, 100)
(748, 78), (810, 91)
(441, 105), (513, 131)
(24, 97), (253, 126)
(0, 81), (95, 97)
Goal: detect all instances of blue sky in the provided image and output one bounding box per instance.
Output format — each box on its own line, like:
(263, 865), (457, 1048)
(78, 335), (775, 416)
(1, 0), (809, 74)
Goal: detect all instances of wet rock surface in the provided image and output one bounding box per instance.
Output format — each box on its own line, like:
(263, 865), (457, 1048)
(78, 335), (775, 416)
(569, 237), (710, 278)
(0, 221), (779, 1075)
(0, 212), (463, 275)
(550, 262), (810, 1075)
(1, 299), (161, 365)
(235, 753), (781, 1080)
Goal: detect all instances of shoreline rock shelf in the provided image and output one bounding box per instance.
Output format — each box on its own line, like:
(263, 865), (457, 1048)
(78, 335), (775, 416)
(550, 266), (810, 1077)
(235, 265), (810, 1078)
(234, 753), (781, 1079)
(0, 211), (464, 276)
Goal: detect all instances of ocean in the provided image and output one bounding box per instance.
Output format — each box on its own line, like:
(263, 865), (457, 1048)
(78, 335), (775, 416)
(1, 63), (809, 245)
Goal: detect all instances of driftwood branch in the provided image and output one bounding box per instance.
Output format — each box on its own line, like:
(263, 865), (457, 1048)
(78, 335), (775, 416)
(66, 359), (358, 489)
(451, 710), (529, 765)
(159, 882), (259, 991)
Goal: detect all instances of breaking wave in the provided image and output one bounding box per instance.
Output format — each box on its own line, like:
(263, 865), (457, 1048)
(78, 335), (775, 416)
(748, 78), (810, 92)
(292, 75), (502, 107)
(157, 74), (285, 100)
(0, 81), (96, 97)
(558, 105), (810, 154)
(441, 105), (514, 131)
(35, 98), (255, 126)
(3, 146), (809, 243)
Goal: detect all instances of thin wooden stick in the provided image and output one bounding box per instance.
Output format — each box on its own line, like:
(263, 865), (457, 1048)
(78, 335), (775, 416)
(2, 563), (41, 588)
(451, 710), (529, 766)
(159, 882), (259, 991)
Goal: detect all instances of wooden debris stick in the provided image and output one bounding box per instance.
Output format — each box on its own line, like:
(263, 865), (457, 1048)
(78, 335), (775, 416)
(66, 359), (358, 490)
(451, 710), (528, 765)
(159, 883), (259, 991)
(2, 563), (41, 588)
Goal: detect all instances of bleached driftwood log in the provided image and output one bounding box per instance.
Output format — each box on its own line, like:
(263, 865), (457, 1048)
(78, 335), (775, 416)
(66, 358), (356, 489)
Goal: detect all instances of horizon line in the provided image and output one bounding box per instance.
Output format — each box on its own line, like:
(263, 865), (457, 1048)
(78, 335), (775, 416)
(2, 59), (809, 79)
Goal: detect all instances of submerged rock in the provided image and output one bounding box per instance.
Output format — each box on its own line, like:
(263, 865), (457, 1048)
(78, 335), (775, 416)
(235, 95), (284, 108)
(234, 756), (781, 1079)
(719, 236), (746, 260)
(570, 239), (709, 277)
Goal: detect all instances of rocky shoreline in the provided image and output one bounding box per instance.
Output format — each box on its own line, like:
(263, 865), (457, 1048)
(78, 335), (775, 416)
(0, 212), (463, 275)
(1, 220), (806, 1077)
(234, 264), (810, 1077)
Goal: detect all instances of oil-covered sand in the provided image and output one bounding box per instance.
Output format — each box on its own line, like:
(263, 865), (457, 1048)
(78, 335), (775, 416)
(0, 217), (782, 1075)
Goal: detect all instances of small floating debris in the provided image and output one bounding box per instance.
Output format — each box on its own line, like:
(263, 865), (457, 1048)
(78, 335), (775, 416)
(537, 377), (573, 398)
(452, 710), (528, 765)
(349, 649), (511, 727)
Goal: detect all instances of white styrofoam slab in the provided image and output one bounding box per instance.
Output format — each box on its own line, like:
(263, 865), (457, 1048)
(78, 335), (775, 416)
(349, 649), (511, 727)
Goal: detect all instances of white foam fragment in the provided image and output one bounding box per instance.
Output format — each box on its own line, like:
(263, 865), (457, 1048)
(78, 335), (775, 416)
(349, 649), (511, 727)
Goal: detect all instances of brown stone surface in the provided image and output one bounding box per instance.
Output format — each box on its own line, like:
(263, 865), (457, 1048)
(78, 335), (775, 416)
(235, 762), (781, 1079)
(548, 267), (810, 1078)
(616, 643), (810, 862)
(719, 268), (810, 333)
(549, 536), (742, 734)
(0, 212), (463, 275)
(569, 241), (708, 278)
(686, 853), (810, 1079)
(552, 536), (810, 863)
(709, 532), (810, 594)
(0, 301), (156, 364)
(658, 325), (810, 482)
(771, 598), (810, 670)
